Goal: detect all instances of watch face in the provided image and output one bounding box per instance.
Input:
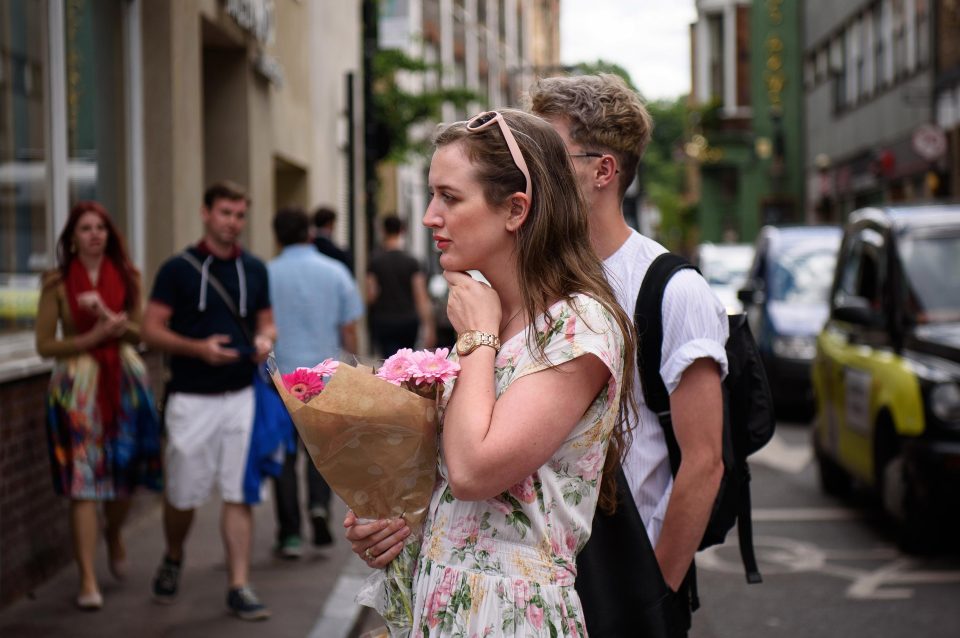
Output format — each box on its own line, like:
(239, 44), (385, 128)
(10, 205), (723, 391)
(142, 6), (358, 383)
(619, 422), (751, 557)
(457, 332), (475, 354)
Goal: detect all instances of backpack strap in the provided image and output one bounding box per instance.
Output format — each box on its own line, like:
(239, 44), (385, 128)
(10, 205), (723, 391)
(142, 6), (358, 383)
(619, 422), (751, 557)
(634, 252), (698, 474)
(738, 470), (763, 583)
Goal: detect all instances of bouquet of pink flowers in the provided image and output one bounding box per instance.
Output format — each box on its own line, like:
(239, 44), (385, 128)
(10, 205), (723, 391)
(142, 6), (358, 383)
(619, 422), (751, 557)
(270, 349), (459, 637)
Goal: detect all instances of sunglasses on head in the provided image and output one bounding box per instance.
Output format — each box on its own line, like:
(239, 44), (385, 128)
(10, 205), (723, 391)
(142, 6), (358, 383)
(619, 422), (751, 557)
(465, 111), (533, 202)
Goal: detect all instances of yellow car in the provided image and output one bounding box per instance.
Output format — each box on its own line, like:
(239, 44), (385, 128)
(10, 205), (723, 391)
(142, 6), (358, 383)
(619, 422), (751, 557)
(812, 205), (960, 550)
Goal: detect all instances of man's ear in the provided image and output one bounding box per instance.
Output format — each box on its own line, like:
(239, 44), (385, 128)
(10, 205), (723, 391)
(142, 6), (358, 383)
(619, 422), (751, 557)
(595, 154), (619, 190)
(505, 194), (530, 232)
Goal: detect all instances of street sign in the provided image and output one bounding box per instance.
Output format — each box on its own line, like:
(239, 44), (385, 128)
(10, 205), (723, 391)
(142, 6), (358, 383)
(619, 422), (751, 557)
(912, 124), (947, 161)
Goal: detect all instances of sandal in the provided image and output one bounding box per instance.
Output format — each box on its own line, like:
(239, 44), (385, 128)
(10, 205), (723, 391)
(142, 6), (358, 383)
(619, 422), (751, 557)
(75, 591), (103, 611)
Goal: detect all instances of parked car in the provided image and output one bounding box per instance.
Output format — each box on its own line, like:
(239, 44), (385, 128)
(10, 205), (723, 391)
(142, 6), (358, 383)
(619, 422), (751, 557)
(812, 205), (960, 549)
(695, 242), (754, 314)
(738, 225), (842, 419)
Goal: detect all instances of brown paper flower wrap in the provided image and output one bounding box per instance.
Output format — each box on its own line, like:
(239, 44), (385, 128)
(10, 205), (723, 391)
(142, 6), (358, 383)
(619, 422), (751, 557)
(269, 360), (438, 529)
(268, 358), (439, 636)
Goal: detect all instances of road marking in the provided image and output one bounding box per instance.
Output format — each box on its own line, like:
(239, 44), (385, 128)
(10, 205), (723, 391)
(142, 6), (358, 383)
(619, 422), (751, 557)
(752, 507), (861, 522)
(307, 567), (369, 638)
(698, 535), (960, 600)
(751, 432), (813, 473)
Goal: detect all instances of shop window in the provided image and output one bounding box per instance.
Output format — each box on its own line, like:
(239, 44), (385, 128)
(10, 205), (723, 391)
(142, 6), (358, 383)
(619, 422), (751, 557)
(65, 0), (127, 234)
(0, 0), (48, 335)
(0, 0), (127, 340)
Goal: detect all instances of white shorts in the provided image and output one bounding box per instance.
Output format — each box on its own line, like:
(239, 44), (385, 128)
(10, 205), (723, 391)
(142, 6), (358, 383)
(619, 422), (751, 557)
(163, 387), (255, 509)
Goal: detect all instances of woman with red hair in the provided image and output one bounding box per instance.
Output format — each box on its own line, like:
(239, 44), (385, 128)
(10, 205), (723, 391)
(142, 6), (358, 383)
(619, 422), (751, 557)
(35, 201), (162, 610)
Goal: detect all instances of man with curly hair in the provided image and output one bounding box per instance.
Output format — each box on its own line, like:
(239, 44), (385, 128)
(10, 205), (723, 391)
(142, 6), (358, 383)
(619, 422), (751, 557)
(529, 74), (729, 637)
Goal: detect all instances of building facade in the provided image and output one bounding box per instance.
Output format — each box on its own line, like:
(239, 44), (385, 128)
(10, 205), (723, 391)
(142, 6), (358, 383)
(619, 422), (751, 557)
(803, 0), (938, 222)
(375, 0), (560, 260)
(934, 0), (960, 197)
(689, 0), (804, 244)
(0, 0), (363, 606)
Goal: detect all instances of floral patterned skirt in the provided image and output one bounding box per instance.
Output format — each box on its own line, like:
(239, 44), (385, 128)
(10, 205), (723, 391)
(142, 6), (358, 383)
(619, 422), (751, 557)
(410, 534), (587, 637)
(46, 344), (162, 499)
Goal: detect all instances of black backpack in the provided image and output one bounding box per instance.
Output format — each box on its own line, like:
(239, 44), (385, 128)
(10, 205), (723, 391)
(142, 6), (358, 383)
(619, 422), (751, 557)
(635, 252), (775, 585)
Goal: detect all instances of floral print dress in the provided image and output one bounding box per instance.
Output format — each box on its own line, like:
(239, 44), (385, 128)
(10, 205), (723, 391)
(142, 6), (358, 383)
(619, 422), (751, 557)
(410, 293), (624, 637)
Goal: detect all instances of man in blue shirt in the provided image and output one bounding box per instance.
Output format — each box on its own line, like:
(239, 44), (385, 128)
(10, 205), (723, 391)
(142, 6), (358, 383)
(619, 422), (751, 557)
(268, 208), (363, 557)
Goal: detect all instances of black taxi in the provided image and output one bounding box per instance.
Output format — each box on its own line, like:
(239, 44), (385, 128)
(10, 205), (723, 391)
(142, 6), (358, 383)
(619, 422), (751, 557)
(812, 205), (960, 548)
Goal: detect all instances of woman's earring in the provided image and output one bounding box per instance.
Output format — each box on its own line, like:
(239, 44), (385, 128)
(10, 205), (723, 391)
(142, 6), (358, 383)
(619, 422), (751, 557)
(69, 241), (76, 253)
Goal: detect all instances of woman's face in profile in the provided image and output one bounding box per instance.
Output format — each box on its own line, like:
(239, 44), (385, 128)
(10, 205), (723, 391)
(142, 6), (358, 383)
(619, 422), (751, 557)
(73, 212), (109, 259)
(424, 142), (513, 273)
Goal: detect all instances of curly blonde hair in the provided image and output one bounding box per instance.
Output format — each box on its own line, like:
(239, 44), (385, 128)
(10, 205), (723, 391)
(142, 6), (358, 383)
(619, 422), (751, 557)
(527, 73), (653, 197)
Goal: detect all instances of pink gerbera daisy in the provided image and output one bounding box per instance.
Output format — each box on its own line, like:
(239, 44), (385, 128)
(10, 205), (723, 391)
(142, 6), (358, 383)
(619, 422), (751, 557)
(305, 358), (339, 378)
(376, 348), (417, 385)
(407, 348), (460, 386)
(281, 368), (325, 402)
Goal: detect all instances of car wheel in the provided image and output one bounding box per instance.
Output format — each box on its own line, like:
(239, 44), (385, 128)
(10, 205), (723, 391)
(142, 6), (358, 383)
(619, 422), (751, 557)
(814, 437), (851, 497)
(880, 452), (938, 553)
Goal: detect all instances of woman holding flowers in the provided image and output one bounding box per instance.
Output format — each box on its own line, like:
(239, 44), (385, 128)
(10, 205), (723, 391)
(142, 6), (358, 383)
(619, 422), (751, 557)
(345, 109), (636, 637)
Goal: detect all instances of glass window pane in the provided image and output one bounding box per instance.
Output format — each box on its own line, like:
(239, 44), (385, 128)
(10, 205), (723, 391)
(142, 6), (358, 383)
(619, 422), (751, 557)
(0, 0), (48, 335)
(65, 0), (126, 235)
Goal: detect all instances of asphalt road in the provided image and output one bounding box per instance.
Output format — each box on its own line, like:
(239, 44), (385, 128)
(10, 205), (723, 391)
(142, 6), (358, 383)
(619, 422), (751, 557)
(690, 422), (960, 638)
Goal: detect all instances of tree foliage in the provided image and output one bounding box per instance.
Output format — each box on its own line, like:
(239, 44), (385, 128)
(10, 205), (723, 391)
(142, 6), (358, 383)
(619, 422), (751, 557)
(368, 49), (477, 164)
(572, 60), (641, 94)
(644, 96), (694, 249)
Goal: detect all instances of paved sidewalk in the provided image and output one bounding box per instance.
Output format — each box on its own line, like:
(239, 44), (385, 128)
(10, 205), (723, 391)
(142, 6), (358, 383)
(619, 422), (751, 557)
(0, 490), (372, 638)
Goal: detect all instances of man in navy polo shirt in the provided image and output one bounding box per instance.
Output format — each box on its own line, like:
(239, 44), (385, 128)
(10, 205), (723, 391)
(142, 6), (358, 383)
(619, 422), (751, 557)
(142, 181), (276, 621)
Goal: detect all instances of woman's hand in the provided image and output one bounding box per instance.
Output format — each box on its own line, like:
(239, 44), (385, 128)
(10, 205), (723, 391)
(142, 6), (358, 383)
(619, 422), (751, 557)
(75, 312), (128, 351)
(443, 271), (501, 335)
(343, 510), (410, 569)
(102, 312), (128, 339)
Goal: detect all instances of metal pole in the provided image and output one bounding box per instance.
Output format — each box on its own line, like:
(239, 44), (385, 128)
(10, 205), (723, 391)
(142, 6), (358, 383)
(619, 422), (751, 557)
(124, 0), (146, 272)
(345, 71), (356, 254)
(362, 0), (378, 252)
(47, 0), (69, 257)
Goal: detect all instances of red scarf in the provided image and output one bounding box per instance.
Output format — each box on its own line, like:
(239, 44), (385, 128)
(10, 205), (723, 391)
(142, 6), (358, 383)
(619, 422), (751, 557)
(65, 258), (128, 436)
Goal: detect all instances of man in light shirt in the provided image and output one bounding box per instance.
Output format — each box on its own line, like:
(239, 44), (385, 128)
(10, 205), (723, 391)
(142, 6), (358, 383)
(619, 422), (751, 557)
(268, 208), (363, 558)
(529, 74), (728, 636)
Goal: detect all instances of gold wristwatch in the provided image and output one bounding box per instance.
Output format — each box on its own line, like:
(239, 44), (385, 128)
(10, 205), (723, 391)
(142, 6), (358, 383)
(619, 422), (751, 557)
(456, 330), (500, 357)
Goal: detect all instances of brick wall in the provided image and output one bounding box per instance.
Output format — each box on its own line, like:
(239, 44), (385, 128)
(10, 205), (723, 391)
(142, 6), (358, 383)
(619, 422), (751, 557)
(0, 372), (70, 607)
(0, 351), (166, 608)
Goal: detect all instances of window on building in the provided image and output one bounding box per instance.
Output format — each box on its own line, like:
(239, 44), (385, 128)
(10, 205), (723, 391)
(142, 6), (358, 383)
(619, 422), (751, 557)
(816, 47), (828, 84)
(892, 0), (906, 80)
(66, 0), (128, 234)
(863, 10), (875, 96)
(874, 6), (885, 89)
(707, 12), (724, 104)
(0, 1), (48, 335)
(0, 0), (129, 340)
(853, 19), (865, 103)
(916, 0), (929, 67)
(832, 36), (847, 111)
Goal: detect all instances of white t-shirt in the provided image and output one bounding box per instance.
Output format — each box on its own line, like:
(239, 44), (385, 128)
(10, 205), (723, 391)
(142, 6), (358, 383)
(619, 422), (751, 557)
(603, 230), (729, 545)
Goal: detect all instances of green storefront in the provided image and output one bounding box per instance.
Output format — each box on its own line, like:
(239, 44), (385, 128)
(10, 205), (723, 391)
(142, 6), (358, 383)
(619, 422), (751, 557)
(697, 0), (804, 244)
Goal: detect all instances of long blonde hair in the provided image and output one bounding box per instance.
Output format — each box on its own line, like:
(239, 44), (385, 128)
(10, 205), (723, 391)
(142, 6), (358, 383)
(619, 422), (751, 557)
(434, 109), (636, 513)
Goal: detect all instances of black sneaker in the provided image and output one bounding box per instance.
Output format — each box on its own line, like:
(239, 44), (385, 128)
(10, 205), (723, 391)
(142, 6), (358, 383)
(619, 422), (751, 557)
(310, 506), (333, 547)
(227, 586), (271, 621)
(152, 556), (181, 604)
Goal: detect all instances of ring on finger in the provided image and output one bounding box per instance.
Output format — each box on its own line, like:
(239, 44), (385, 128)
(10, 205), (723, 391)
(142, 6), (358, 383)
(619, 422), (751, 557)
(364, 548), (376, 561)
